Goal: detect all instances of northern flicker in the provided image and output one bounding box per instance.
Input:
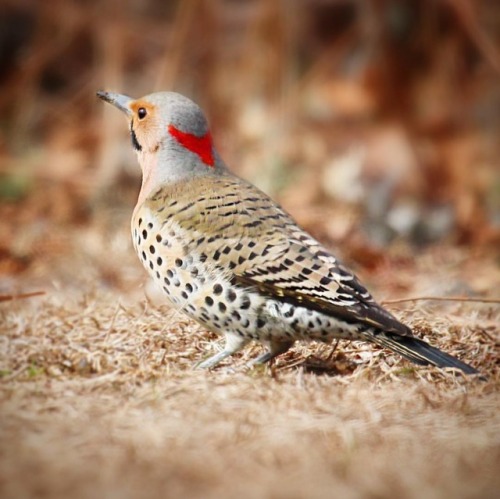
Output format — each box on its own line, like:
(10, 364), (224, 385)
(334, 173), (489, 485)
(97, 90), (478, 374)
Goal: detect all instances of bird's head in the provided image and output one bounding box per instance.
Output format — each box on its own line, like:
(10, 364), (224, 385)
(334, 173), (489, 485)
(97, 91), (223, 189)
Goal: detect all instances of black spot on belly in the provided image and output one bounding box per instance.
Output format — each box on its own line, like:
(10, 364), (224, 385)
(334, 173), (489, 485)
(240, 296), (251, 310)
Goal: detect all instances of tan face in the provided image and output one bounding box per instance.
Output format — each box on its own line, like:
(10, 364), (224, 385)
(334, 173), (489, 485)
(128, 100), (162, 153)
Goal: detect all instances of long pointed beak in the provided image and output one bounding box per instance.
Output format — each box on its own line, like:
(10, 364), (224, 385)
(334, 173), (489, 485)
(96, 91), (134, 116)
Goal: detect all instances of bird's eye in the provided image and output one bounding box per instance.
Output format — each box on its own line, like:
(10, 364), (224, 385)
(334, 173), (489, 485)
(137, 107), (147, 120)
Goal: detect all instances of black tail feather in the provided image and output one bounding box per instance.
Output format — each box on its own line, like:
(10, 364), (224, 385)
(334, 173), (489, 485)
(368, 332), (479, 375)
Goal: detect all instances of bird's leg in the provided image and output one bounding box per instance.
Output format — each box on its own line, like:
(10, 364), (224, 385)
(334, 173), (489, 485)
(250, 339), (295, 366)
(196, 332), (250, 369)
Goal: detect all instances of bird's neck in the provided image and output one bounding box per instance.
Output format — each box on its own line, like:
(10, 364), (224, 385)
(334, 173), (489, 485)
(135, 145), (226, 208)
(136, 150), (160, 207)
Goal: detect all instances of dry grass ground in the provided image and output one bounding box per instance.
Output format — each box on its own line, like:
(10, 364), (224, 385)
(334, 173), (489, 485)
(0, 225), (499, 499)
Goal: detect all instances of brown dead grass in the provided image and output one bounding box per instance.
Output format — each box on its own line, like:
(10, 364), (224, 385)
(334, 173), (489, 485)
(1, 242), (499, 499)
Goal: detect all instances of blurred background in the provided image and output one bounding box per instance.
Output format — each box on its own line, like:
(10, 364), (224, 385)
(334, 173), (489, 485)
(1, 0), (499, 295)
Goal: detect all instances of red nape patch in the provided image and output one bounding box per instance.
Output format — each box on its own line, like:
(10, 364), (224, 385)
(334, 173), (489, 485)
(168, 125), (215, 167)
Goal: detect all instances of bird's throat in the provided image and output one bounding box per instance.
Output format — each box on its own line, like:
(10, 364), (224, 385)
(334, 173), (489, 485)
(136, 151), (159, 207)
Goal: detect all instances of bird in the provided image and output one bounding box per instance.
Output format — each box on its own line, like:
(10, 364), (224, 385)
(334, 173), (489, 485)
(96, 89), (479, 375)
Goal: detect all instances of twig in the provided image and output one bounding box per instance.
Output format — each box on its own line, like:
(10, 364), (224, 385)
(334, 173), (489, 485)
(155, 0), (197, 90)
(325, 340), (340, 362)
(448, 0), (500, 75)
(0, 291), (46, 303)
(381, 296), (500, 305)
(1, 365), (28, 382)
(476, 329), (499, 344)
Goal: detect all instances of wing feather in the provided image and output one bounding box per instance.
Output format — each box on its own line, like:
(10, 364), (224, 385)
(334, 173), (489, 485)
(148, 176), (411, 336)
